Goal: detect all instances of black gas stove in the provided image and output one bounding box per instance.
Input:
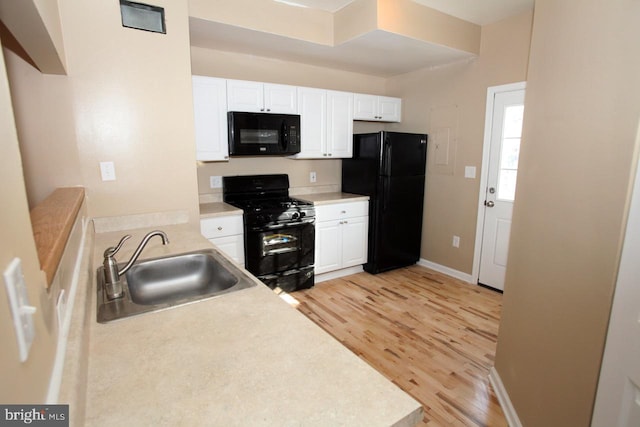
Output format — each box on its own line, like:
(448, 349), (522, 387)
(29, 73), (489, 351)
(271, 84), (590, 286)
(223, 174), (315, 292)
(229, 197), (315, 228)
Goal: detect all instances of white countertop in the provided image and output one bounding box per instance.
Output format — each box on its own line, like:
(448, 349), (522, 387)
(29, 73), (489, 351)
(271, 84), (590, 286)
(83, 224), (421, 426)
(199, 202), (243, 218)
(294, 192), (369, 206)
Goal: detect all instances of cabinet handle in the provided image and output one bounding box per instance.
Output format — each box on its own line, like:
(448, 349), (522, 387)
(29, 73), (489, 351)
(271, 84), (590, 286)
(260, 108), (265, 112)
(266, 108), (271, 112)
(218, 226), (223, 231)
(343, 220), (348, 224)
(340, 210), (346, 214)
(328, 153), (332, 157)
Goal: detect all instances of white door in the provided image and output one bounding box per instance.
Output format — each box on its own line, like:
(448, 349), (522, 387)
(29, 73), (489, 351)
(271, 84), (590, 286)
(591, 157), (640, 426)
(478, 88), (525, 290)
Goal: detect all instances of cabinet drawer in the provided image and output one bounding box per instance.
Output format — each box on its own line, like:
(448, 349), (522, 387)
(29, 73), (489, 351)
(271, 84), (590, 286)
(316, 201), (368, 222)
(200, 215), (243, 238)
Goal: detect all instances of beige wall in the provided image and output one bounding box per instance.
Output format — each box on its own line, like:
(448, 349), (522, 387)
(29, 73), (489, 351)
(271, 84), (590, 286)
(494, 0), (640, 425)
(3, 47), (81, 208)
(5, 0), (200, 223)
(386, 11), (533, 273)
(0, 37), (57, 403)
(191, 46), (387, 197)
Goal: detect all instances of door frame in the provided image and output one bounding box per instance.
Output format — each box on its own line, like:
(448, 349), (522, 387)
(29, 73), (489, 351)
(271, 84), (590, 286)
(472, 81), (526, 285)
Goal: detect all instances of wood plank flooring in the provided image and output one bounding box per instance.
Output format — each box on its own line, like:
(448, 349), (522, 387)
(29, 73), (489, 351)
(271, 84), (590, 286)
(288, 265), (507, 426)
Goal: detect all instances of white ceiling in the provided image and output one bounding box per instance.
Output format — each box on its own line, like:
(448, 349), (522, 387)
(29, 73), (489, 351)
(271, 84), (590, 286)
(190, 0), (534, 77)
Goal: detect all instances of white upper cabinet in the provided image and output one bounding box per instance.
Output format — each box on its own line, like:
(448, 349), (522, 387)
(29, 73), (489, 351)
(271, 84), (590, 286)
(294, 88), (353, 159)
(353, 93), (402, 122)
(226, 79), (297, 114)
(192, 75), (229, 162)
(295, 87), (327, 158)
(326, 90), (354, 158)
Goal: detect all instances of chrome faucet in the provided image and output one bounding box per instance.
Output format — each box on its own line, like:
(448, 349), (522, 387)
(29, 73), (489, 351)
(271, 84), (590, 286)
(102, 230), (169, 300)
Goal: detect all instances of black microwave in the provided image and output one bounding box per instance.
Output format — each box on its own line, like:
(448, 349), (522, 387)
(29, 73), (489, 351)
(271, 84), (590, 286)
(228, 112), (301, 156)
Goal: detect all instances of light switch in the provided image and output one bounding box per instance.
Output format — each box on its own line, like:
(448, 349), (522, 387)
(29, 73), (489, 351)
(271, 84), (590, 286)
(100, 161), (116, 181)
(3, 258), (36, 362)
(309, 171), (317, 183)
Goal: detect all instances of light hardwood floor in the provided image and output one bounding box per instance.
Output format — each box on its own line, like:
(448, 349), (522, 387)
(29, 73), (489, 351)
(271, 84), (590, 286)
(289, 265), (507, 426)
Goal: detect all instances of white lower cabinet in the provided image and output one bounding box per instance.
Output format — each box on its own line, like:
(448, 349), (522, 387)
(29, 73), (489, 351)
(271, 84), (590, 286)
(315, 201), (368, 275)
(200, 215), (245, 266)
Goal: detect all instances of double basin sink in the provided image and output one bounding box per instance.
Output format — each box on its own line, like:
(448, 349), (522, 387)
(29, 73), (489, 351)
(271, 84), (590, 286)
(97, 249), (256, 323)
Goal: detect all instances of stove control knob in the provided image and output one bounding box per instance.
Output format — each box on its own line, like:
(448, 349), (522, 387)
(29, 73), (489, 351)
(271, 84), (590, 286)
(291, 212), (300, 220)
(300, 211), (306, 217)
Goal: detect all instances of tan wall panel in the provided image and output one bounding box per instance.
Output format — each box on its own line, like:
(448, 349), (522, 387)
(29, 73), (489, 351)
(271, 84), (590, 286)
(0, 38), (56, 404)
(386, 11), (533, 273)
(377, 0), (480, 55)
(3, 48), (81, 208)
(494, 0), (640, 425)
(59, 0), (199, 224)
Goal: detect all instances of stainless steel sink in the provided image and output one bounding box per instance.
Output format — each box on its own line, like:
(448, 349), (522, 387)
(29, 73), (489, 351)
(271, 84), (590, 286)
(96, 249), (257, 323)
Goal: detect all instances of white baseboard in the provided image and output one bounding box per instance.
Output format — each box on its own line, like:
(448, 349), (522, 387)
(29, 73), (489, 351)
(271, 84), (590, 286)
(417, 259), (474, 283)
(315, 266), (364, 283)
(489, 367), (522, 427)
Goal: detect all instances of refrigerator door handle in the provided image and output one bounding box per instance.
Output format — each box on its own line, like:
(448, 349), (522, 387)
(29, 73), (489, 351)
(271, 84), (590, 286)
(382, 138), (392, 176)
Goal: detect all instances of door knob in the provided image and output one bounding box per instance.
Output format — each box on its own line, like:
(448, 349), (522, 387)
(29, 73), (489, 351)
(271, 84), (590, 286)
(485, 200), (495, 208)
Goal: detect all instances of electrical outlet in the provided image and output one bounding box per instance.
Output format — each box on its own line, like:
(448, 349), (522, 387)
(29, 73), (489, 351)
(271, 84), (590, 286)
(309, 171), (317, 183)
(452, 235), (460, 248)
(209, 176), (222, 189)
(100, 161), (116, 181)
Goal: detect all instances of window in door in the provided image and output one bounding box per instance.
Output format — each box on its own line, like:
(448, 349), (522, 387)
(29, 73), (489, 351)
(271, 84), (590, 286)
(497, 105), (524, 201)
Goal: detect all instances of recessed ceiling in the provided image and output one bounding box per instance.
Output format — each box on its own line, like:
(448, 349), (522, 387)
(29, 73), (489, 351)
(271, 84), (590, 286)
(190, 18), (475, 77)
(189, 0), (534, 77)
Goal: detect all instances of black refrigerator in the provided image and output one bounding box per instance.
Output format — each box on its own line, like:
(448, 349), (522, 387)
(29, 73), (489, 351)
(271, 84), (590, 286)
(342, 131), (428, 274)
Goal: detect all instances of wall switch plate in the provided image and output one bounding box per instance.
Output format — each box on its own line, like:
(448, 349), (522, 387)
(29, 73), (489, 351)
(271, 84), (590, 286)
(100, 161), (116, 181)
(209, 176), (222, 189)
(309, 171), (317, 183)
(3, 258), (36, 362)
(464, 166), (476, 179)
(452, 235), (460, 248)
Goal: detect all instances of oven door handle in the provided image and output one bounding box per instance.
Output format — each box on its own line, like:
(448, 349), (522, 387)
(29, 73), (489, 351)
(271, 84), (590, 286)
(264, 247), (298, 256)
(251, 220), (314, 231)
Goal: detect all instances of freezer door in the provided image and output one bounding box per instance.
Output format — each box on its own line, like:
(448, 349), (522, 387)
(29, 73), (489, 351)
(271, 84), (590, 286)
(366, 175), (425, 274)
(342, 133), (381, 197)
(381, 132), (427, 177)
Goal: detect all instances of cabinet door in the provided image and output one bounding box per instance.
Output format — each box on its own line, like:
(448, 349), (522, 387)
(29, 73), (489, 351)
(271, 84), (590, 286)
(353, 93), (377, 120)
(341, 216), (368, 268)
(294, 87), (326, 158)
(192, 76), (229, 161)
(264, 83), (298, 114)
(326, 90), (354, 158)
(315, 221), (342, 274)
(209, 235), (245, 266)
(378, 96), (402, 122)
(226, 79), (264, 112)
